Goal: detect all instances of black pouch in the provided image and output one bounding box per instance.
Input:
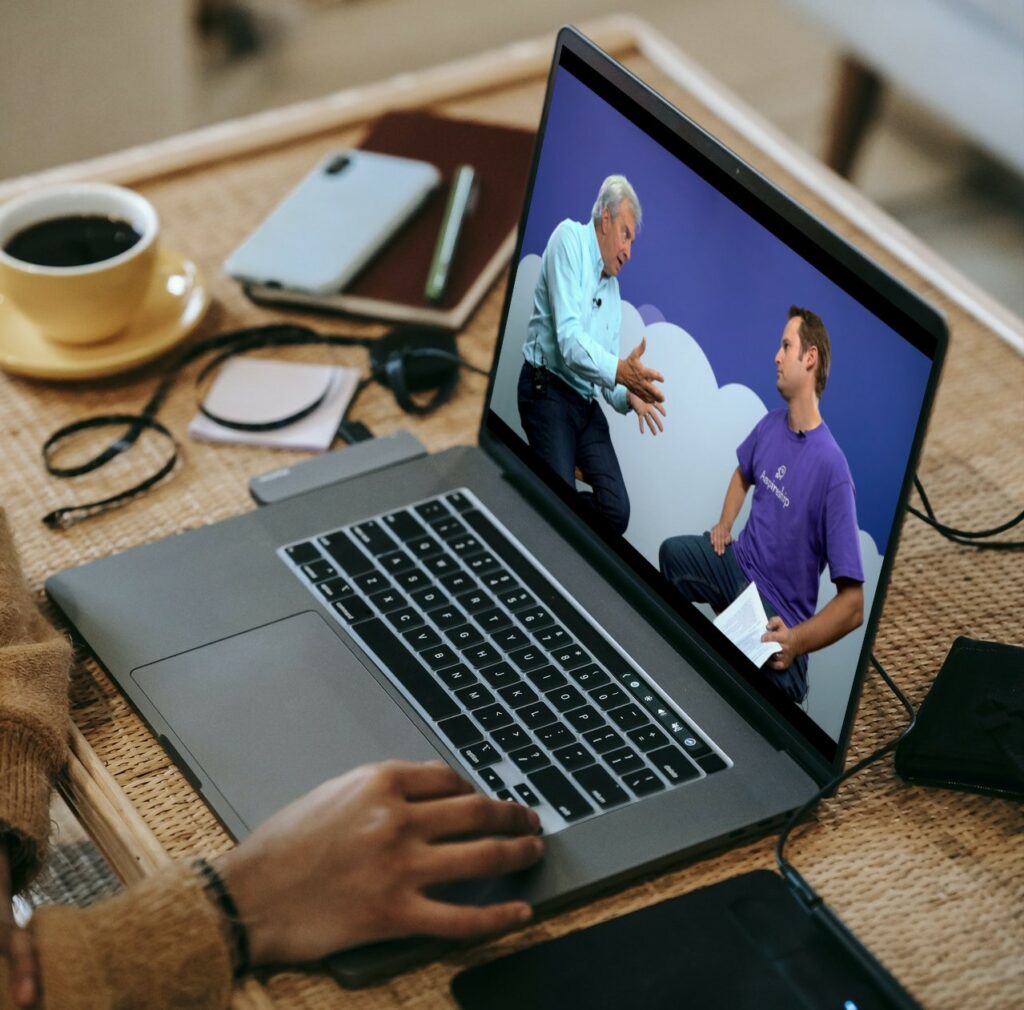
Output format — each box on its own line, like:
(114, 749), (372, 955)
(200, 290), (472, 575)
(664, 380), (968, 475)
(895, 636), (1024, 798)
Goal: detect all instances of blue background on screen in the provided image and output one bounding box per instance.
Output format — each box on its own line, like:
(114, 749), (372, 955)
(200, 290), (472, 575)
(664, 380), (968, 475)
(518, 67), (934, 554)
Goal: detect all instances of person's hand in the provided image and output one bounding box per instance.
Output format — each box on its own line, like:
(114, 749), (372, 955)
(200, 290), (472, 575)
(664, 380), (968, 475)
(217, 760), (543, 967)
(762, 616), (799, 670)
(627, 392), (666, 435)
(709, 523), (732, 556)
(615, 338), (664, 404)
(0, 844), (40, 1009)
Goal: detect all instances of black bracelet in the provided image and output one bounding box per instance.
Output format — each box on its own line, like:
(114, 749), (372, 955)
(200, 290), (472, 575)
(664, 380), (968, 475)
(193, 857), (251, 978)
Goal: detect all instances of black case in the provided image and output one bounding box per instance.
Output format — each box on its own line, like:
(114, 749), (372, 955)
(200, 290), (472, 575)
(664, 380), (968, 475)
(895, 636), (1024, 798)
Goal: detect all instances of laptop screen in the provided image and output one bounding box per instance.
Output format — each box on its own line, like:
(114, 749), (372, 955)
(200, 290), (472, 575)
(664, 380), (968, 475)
(484, 37), (943, 765)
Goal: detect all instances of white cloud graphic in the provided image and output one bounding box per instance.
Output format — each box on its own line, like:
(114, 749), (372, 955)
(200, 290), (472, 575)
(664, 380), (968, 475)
(493, 256), (883, 741)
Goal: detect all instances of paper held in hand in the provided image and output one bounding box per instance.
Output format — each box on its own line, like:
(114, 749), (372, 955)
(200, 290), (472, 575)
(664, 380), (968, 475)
(713, 582), (783, 668)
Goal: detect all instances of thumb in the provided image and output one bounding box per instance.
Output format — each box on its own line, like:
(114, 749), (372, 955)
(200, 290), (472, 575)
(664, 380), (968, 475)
(633, 336), (646, 359)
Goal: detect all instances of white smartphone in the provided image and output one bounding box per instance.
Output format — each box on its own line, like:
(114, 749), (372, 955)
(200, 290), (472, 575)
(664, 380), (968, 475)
(224, 150), (440, 294)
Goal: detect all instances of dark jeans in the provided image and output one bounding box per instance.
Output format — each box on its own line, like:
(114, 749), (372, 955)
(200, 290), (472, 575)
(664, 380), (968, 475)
(518, 362), (630, 534)
(659, 532), (808, 703)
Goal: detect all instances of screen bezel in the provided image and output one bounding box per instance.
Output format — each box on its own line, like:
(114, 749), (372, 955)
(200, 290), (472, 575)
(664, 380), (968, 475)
(478, 27), (947, 778)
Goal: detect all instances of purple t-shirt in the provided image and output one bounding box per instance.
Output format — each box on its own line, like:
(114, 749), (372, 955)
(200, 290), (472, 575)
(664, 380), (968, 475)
(732, 409), (864, 629)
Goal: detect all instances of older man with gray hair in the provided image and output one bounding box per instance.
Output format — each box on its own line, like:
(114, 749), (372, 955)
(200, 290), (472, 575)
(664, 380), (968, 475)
(518, 174), (666, 535)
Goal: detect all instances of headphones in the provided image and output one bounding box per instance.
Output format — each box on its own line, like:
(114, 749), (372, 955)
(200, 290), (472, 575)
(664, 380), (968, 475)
(41, 323), (486, 529)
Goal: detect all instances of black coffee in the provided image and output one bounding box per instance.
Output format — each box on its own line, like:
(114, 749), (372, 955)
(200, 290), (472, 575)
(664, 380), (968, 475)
(3, 214), (142, 268)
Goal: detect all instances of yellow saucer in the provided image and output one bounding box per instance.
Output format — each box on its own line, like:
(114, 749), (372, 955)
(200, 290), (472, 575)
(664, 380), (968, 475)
(0, 247), (209, 381)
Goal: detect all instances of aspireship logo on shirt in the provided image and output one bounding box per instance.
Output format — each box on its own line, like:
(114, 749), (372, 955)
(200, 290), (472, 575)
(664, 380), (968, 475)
(760, 467), (790, 508)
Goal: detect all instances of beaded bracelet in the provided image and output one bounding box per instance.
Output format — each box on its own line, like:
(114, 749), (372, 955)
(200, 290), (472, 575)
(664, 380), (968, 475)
(193, 857), (251, 977)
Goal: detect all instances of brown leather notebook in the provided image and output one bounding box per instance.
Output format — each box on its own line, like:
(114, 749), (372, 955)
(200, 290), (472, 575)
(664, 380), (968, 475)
(245, 109), (535, 329)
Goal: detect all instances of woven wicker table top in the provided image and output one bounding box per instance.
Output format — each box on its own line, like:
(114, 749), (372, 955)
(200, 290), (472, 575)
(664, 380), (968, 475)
(2, 21), (1021, 1010)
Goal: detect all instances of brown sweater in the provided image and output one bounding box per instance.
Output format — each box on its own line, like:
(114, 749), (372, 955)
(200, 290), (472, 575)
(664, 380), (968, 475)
(0, 513), (232, 1010)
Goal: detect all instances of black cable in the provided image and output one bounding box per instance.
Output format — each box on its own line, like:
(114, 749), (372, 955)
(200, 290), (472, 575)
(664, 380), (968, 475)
(775, 653), (916, 905)
(909, 476), (1023, 550)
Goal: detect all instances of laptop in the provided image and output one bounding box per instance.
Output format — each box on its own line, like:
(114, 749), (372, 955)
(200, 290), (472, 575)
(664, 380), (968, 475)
(46, 26), (946, 987)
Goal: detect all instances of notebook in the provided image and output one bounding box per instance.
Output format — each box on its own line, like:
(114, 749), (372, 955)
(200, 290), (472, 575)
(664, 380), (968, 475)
(46, 26), (946, 988)
(244, 109), (536, 329)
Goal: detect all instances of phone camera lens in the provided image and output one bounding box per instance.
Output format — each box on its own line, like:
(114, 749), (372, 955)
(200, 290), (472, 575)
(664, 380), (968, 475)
(325, 155), (351, 175)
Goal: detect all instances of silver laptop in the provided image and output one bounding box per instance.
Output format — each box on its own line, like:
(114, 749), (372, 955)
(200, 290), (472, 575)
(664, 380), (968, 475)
(47, 27), (946, 987)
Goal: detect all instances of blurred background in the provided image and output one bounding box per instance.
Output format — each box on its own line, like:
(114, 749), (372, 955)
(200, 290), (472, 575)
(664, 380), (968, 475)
(1, 0), (1022, 318)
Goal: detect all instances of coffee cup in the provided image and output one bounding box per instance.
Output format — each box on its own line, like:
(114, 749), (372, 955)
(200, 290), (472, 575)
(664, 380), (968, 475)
(0, 183), (159, 345)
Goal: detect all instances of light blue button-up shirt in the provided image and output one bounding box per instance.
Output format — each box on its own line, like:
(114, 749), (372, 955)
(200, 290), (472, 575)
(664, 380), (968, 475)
(522, 219), (630, 414)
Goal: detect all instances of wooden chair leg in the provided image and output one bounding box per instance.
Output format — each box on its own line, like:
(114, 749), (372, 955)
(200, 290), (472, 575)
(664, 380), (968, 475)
(825, 53), (884, 178)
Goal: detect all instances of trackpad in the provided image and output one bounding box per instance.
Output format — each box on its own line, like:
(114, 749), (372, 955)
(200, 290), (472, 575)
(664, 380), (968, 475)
(132, 610), (441, 836)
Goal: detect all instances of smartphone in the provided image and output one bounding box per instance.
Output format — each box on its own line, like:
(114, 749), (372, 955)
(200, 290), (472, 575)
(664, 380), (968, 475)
(224, 150), (440, 294)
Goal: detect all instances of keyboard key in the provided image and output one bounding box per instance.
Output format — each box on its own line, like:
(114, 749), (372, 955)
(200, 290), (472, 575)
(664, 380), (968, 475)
(553, 743), (595, 772)
(403, 626), (442, 651)
(286, 541), (321, 565)
(535, 722), (574, 751)
(491, 627), (530, 652)
(353, 570), (389, 594)
(698, 753), (727, 774)
(408, 535), (443, 560)
(607, 704), (650, 731)
(464, 643), (501, 668)
(437, 664), (476, 690)
(446, 624), (485, 650)
(514, 783), (541, 807)
(318, 532), (374, 576)
(535, 626), (571, 651)
(622, 769), (664, 797)
(474, 703), (513, 732)
(546, 685), (585, 712)
(440, 570), (475, 594)
(432, 516), (466, 540)
(460, 741), (500, 769)
(573, 765), (629, 809)
(570, 664), (609, 690)
(448, 535), (482, 556)
(415, 500), (448, 522)
(509, 646), (548, 673)
(589, 685), (629, 711)
(352, 618), (457, 720)
(427, 604), (465, 630)
(475, 607), (512, 633)
(411, 586), (448, 611)
(379, 549), (415, 574)
(317, 576), (354, 602)
(519, 701), (557, 729)
(492, 724), (530, 752)
(479, 662), (520, 689)
(385, 607), (423, 631)
(438, 714), (482, 749)
(527, 666), (567, 692)
(463, 550), (500, 574)
(628, 725), (669, 752)
(422, 645), (460, 670)
(445, 491), (473, 512)
(564, 705), (605, 733)
(301, 558), (337, 582)
(498, 682), (538, 708)
(482, 570), (515, 593)
(480, 767), (504, 789)
(583, 726), (624, 754)
(517, 606), (554, 632)
(424, 553), (459, 578)
(382, 510), (425, 542)
(456, 589), (493, 614)
(605, 746), (645, 776)
(395, 568), (430, 593)
(552, 645), (590, 670)
(672, 727), (712, 759)
(509, 744), (550, 774)
(352, 520), (396, 555)
(332, 596), (372, 623)
(455, 684), (493, 710)
(647, 745), (700, 785)
(370, 588), (406, 613)
(498, 587), (535, 611)
(495, 789), (515, 802)
(528, 766), (593, 821)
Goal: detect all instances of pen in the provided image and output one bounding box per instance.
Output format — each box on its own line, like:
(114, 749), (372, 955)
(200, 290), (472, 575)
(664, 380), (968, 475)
(425, 164), (476, 303)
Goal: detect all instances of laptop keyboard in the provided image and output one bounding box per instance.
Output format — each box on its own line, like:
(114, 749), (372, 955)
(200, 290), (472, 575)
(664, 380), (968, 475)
(280, 488), (730, 834)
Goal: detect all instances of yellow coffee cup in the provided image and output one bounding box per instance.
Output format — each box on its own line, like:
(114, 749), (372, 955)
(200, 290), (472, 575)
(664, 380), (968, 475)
(0, 183), (159, 345)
